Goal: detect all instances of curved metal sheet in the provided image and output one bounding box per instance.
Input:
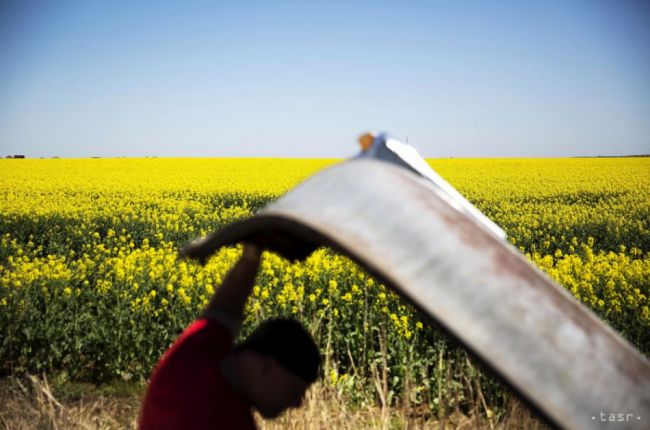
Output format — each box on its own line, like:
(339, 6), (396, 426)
(182, 158), (650, 430)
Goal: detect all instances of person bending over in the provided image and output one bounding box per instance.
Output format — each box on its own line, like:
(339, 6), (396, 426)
(139, 244), (321, 429)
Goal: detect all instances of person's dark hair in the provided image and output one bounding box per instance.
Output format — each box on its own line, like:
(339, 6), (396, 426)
(235, 318), (321, 383)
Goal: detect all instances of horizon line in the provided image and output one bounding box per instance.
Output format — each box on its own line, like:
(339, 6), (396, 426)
(2, 154), (649, 160)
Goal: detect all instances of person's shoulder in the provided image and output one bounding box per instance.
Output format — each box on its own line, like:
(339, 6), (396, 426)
(159, 314), (236, 366)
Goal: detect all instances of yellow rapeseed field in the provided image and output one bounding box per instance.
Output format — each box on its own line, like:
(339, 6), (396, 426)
(1, 157), (648, 413)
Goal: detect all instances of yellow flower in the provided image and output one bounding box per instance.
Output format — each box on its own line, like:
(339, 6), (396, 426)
(329, 369), (338, 385)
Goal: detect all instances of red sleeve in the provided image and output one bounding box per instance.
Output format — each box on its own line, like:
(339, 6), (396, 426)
(139, 318), (237, 429)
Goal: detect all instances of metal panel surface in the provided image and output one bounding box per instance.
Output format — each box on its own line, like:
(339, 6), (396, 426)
(182, 158), (650, 430)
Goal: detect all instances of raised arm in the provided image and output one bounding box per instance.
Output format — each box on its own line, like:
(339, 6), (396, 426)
(202, 244), (262, 324)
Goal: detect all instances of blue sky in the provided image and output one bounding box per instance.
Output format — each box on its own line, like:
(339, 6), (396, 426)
(1, 0), (648, 158)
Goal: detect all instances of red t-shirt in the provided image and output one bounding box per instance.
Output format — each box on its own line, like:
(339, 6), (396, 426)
(139, 318), (257, 430)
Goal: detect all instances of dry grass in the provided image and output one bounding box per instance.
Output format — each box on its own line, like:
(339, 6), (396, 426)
(0, 375), (140, 430)
(257, 384), (551, 430)
(0, 376), (551, 430)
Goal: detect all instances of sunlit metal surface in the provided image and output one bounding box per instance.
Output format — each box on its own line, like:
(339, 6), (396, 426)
(355, 132), (506, 240)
